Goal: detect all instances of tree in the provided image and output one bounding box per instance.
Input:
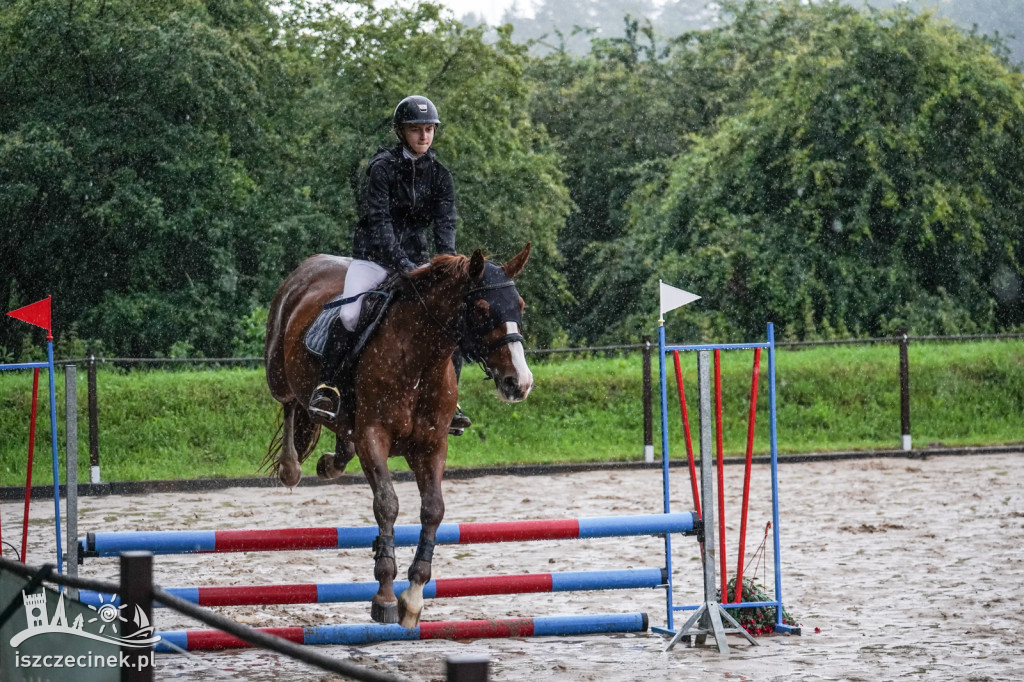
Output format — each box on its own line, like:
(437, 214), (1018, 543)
(621, 0), (1024, 341)
(0, 0), (572, 356)
(501, 0), (658, 54)
(529, 19), (700, 342)
(858, 0), (1024, 64)
(0, 0), (328, 356)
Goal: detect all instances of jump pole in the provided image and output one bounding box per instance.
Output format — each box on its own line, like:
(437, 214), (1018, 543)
(79, 567), (668, 608)
(21, 367), (41, 561)
(156, 612), (651, 652)
(652, 280), (797, 646)
(79, 512), (698, 558)
(671, 351), (700, 517)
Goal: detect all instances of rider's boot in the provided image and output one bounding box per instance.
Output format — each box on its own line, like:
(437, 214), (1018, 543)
(451, 405), (472, 432)
(449, 349), (472, 436)
(309, 316), (355, 421)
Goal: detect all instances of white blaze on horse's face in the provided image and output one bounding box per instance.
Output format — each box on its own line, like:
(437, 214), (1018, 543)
(498, 321), (533, 402)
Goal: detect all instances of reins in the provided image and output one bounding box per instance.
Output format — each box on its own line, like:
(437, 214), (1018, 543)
(405, 275), (453, 335)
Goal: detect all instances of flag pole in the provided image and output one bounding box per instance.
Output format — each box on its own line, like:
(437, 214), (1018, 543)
(657, 300), (673, 630)
(655, 278), (701, 637)
(46, 331), (64, 574)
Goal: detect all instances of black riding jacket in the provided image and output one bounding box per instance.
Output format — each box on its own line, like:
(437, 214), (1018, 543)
(352, 145), (457, 271)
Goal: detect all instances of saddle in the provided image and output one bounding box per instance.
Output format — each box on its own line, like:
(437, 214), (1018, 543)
(303, 273), (402, 364)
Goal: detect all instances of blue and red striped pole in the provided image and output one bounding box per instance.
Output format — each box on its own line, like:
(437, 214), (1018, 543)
(81, 513), (697, 558)
(80, 567), (667, 608)
(155, 612), (649, 652)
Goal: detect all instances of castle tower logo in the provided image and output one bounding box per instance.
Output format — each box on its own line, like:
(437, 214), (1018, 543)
(9, 589), (161, 648)
(23, 591), (46, 629)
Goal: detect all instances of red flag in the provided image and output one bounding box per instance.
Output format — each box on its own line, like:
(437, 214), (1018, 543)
(6, 296), (51, 333)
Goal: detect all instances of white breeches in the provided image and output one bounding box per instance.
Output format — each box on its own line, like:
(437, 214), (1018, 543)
(340, 259), (390, 332)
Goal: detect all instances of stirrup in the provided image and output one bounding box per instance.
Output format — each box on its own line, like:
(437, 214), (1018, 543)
(309, 383), (341, 420)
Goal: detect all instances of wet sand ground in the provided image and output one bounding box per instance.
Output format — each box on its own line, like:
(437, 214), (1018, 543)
(6, 452), (1023, 681)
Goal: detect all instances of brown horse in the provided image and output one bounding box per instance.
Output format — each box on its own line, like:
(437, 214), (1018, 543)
(263, 245), (533, 627)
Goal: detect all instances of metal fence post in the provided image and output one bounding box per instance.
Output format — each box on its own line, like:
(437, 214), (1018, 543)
(899, 333), (911, 451)
(642, 335), (654, 463)
(120, 551), (154, 682)
(447, 655), (489, 682)
(88, 355), (101, 483)
(64, 365), (79, 597)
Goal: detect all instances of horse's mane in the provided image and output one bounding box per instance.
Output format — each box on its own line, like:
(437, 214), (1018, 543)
(407, 253), (472, 284)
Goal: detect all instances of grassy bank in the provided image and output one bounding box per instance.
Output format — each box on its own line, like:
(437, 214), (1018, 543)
(0, 340), (1022, 486)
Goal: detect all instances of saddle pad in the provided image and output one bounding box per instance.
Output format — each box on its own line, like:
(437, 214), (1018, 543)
(304, 293), (344, 357)
(303, 288), (396, 360)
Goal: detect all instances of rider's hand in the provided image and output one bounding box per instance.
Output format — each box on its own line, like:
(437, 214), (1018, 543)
(399, 258), (417, 274)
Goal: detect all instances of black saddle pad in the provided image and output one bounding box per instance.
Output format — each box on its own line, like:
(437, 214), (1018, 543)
(303, 275), (400, 359)
(304, 295), (342, 357)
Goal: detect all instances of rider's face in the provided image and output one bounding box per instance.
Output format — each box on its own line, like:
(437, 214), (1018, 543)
(402, 123), (435, 156)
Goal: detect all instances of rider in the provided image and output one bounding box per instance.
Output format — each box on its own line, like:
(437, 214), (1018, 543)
(309, 95), (473, 434)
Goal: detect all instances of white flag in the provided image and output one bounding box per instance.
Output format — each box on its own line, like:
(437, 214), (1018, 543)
(660, 280), (701, 316)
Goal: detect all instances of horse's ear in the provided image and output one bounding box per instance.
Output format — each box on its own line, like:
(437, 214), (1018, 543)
(469, 249), (486, 281)
(503, 242), (531, 279)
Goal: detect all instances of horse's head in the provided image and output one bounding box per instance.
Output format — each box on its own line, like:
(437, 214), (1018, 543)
(461, 244), (534, 403)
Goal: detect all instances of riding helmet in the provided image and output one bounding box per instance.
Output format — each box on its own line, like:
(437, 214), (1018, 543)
(392, 95), (441, 128)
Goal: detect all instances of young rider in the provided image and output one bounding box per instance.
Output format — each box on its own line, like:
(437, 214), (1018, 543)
(309, 95), (473, 434)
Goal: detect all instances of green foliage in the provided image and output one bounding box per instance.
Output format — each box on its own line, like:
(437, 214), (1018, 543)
(529, 18), (700, 342)
(4, 0), (1024, 358)
(232, 306), (268, 357)
(859, 0), (1024, 64)
(490, 0), (715, 55)
(0, 0), (571, 357)
(554, 0), (1024, 342)
(0, 0), (321, 357)
(724, 577), (799, 634)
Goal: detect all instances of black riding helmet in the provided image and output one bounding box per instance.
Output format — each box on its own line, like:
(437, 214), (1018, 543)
(393, 95), (441, 144)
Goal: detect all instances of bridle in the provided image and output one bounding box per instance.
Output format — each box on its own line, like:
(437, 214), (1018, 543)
(460, 279), (525, 379)
(404, 262), (525, 380)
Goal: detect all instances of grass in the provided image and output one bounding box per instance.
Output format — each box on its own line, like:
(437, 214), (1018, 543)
(0, 340), (1022, 487)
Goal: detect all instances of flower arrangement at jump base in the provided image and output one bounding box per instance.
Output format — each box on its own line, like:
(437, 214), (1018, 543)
(723, 577), (799, 636)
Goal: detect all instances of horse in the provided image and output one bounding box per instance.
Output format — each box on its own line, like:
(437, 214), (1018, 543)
(263, 244), (534, 627)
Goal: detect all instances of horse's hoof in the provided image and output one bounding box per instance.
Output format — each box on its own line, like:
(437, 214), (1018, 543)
(278, 462), (301, 488)
(316, 453), (337, 479)
(371, 601), (399, 624)
(397, 601), (421, 629)
(316, 451), (354, 480)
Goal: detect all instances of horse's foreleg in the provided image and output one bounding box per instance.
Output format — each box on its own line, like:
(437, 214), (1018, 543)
(358, 434), (400, 624)
(277, 402), (302, 488)
(398, 446), (446, 628)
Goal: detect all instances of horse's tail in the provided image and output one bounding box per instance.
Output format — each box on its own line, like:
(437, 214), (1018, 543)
(259, 406), (286, 476)
(293, 405), (322, 464)
(259, 402), (323, 477)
